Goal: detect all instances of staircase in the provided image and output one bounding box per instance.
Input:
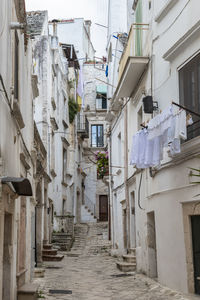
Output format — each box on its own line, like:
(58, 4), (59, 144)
(67, 224), (88, 256)
(51, 232), (73, 251)
(18, 283), (39, 300)
(81, 205), (97, 223)
(42, 244), (64, 262)
(116, 248), (136, 272)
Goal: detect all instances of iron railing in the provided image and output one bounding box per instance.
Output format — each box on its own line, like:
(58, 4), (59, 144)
(77, 112), (89, 138)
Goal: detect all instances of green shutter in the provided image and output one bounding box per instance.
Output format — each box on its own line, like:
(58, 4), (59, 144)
(135, 0), (142, 56)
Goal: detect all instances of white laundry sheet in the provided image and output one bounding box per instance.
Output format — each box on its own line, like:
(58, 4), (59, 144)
(130, 105), (188, 168)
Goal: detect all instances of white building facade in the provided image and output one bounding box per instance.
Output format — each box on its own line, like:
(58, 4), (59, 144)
(108, 0), (200, 296)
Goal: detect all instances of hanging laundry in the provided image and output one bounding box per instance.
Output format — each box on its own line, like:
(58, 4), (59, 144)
(186, 114), (193, 126)
(130, 129), (163, 168)
(130, 104), (188, 169)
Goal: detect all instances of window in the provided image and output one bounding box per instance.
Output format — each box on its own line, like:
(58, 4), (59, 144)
(91, 125), (104, 147)
(62, 148), (67, 180)
(179, 53), (200, 140)
(14, 31), (19, 100)
(96, 94), (107, 110)
(96, 85), (107, 110)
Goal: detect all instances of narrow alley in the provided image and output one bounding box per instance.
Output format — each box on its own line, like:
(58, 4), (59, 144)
(34, 223), (198, 300)
(2, 0), (200, 299)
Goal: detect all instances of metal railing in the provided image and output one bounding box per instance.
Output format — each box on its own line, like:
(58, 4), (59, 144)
(118, 23), (149, 80)
(77, 112), (89, 138)
(85, 194), (96, 218)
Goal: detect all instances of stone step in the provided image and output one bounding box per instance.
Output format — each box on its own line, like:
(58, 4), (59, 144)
(52, 239), (71, 243)
(42, 249), (57, 256)
(42, 254), (64, 262)
(116, 261), (136, 272)
(52, 235), (72, 240)
(43, 244), (52, 250)
(18, 283), (39, 300)
(123, 255), (136, 263)
(54, 243), (72, 251)
(34, 268), (45, 278)
(128, 248), (136, 255)
(52, 232), (72, 236)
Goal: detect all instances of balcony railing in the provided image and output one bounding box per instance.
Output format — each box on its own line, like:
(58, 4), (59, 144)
(118, 23), (149, 81)
(77, 112), (89, 138)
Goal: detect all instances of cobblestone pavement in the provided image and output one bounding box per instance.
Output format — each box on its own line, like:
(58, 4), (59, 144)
(34, 223), (200, 300)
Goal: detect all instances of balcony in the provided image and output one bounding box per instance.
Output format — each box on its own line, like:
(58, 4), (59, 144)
(77, 113), (89, 139)
(114, 24), (149, 99)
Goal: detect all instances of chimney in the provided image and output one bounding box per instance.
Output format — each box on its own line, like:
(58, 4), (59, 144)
(52, 19), (59, 36)
(84, 20), (92, 39)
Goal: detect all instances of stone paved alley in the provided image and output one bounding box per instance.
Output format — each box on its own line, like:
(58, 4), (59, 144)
(34, 223), (199, 300)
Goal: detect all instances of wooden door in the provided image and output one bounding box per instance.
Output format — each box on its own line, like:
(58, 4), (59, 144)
(99, 195), (108, 221)
(191, 216), (200, 294)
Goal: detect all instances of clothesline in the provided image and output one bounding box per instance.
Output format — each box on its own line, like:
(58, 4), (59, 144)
(172, 101), (200, 118)
(130, 103), (191, 169)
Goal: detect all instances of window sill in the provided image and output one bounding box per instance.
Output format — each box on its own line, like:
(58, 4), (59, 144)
(91, 146), (105, 149)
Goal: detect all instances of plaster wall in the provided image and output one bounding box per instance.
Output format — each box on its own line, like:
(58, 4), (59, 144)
(0, 1), (35, 298)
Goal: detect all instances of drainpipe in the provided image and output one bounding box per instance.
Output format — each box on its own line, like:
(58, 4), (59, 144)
(124, 101), (131, 251)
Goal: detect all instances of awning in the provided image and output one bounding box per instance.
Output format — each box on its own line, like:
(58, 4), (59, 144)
(1, 177), (33, 196)
(96, 85), (107, 94)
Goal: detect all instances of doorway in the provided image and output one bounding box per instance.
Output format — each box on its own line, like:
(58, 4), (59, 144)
(99, 195), (108, 221)
(122, 208), (127, 249)
(191, 215), (200, 294)
(130, 191), (136, 248)
(147, 211), (158, 278)
(3, 213), (12, 300)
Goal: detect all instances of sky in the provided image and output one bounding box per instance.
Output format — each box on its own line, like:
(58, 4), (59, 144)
(25, 0), (108, 57)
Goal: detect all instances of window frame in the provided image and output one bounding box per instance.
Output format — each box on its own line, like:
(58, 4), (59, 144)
(96, 93), (107, 110)
(179, 52), (200, 141)
(91, 124), (104, 148)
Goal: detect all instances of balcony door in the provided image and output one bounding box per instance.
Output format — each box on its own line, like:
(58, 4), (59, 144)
(91, 125), (104, 147)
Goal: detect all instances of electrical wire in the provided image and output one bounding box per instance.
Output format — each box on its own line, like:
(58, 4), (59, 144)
(155, 0), (191, 40)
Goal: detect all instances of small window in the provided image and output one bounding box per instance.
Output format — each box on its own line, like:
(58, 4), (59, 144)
(91, 125), (104, 147)
(96, 94), (107, 110)
(62, 148), (67, 180)
(179, 53), (200, 140)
